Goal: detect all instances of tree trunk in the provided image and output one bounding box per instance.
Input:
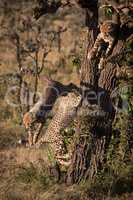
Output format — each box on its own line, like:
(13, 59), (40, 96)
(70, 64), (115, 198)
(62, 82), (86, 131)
(32, 0), (132, 184)
(66, 0), (130, 184)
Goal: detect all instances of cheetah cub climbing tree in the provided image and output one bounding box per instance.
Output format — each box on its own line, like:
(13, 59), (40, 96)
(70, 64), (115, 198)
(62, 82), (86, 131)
(22, 0), (132, 183)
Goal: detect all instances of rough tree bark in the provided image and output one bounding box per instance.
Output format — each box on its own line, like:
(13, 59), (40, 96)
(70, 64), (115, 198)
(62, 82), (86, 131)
(32, 0), (132, 183)
(66, 0), (132, 184)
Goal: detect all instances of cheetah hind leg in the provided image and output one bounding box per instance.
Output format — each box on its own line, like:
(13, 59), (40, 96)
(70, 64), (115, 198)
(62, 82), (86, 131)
(58, 159), (71, 167)
(56, 152), (72, 167)
(98, 57), (105, 70)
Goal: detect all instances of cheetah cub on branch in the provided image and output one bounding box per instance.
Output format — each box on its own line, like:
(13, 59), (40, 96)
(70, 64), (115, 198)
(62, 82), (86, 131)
(88, 21), (119, 69)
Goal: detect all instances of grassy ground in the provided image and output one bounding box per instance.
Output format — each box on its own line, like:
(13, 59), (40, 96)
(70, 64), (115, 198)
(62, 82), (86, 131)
(0, 146), (133, 200)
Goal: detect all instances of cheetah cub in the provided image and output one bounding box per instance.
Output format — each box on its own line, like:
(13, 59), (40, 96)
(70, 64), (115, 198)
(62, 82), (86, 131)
(88, 21), (119, 69)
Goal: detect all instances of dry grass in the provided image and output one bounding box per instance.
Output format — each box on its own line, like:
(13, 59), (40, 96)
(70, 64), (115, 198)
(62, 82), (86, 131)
(0, 146), (133, 200)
